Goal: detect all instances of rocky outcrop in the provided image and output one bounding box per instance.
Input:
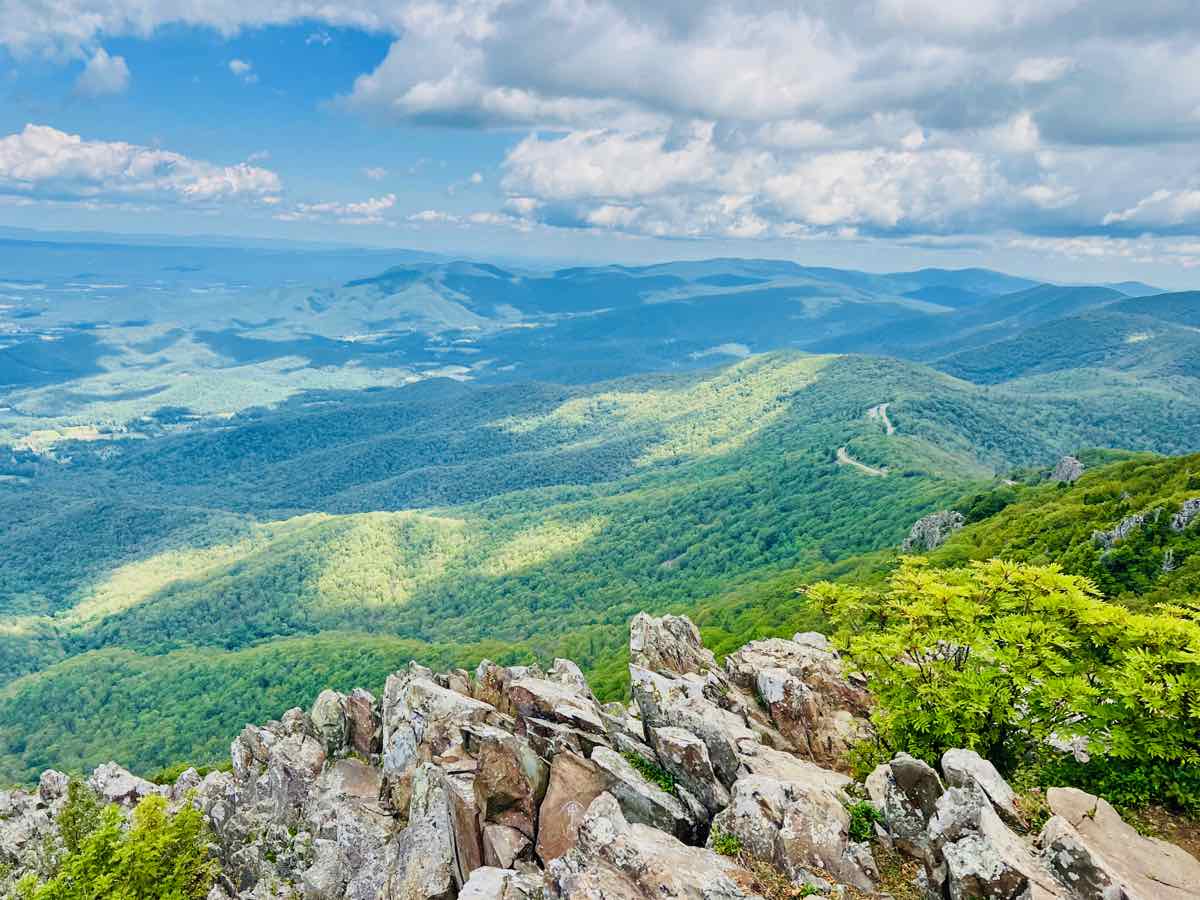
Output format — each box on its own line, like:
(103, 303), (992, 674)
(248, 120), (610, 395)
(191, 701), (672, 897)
(1051, 456), (1085, 484)
(1171, 497), (1200, 532)
(901, 510), (966, 552)
(3, 612), (1197, 900)
(1092, 511), (1150, 550)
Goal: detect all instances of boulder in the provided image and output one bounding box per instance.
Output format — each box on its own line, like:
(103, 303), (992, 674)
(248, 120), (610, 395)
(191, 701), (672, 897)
(381, 764), (458, 900)
(87, 762), (165, 807)
(482, 824), (533, 870)
(345, 688), (381, 757)
(590, 747), (699, 843)
(546, 792), (764, 900)
(508, 677), (608, 737)
(1051, 456), (1084, 484)
(1044, 787), (1200, 900)
(382, 671), (500, 809)
(470, 727), (550, 840)
(866, 753), (943, 861)
(711, 773), (876, 891)
(37, 770), (69, 804)
(942, 748), (1024, 828)
(459, 867), (545, 900)
(901, 510), (966, 552)
(628, 612), (722, 677)
(473, 661), (544, 715)
(629, 664), (754, 787)
(312, 690), (350, 755)
(648, 725), (730, 815)
(927, 783), (1064, 900)
(536, 752), (610, 864)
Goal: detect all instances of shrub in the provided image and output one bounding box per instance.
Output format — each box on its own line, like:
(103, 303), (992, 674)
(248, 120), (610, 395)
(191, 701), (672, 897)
(846, 801), (884, 843)
(710, 827), (743, 857)
(20, 794), (215, 899)
(810, 558), (1200, 808)
(621, 752), (677, 795)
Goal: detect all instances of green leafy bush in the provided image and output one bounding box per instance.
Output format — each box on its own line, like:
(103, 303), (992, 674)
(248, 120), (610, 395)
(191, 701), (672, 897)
(811, 558), (1200, 807)
(18, 794), (215, 899)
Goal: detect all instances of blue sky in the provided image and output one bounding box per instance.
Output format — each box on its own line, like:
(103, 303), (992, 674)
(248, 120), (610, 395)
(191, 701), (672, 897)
(2, 3), (1200, 286)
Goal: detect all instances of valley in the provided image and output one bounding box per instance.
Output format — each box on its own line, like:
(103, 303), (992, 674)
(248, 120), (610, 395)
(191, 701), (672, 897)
(2, 239), (1200, 786)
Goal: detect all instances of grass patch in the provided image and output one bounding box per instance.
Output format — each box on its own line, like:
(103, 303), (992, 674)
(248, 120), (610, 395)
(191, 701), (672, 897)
(622, 751), (677, 795)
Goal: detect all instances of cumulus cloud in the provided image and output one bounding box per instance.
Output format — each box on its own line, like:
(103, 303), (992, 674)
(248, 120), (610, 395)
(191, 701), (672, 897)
(74, 47), (130, 96)
(363, 166), (388, 181)
(277, 193), (397, 224)
(0, 124), (281, 206)
(8, 1), (1200, 249)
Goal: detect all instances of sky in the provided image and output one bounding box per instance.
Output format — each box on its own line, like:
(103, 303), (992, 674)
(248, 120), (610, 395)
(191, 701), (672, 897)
(2, 2), (1200, 286)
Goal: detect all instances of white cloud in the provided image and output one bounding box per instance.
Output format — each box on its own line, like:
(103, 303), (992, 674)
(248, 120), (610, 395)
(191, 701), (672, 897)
(0, 124), (281, 206)
(277, 193), (397, 224)
(306, 30), (332, 46)
(363, 166), (388, 180)
(7, 2), (1200, 253)
(228, 59), (257, 84)
(1103, 189), (1200, 227)
(74, 47), (130, 96)
(469, 171), (483, 184)
(1012, 56), (1075, 84)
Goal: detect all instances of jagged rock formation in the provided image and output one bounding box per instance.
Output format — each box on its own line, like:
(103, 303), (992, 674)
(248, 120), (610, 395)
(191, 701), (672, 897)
(901, 510), (966, 553)
(2, 613), (1197, 900)
(1092, 510), (1153, 550)
(1050, 456), (1085, 484)
(1171, 497), (1200, 532)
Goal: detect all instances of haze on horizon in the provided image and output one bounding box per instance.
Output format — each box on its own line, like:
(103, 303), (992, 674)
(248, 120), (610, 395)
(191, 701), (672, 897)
(3, 1), (1200, 287)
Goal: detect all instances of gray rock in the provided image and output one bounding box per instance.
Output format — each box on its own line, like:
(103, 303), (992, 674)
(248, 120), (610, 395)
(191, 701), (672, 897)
(87, 762), (165, 807)
(547, 792), (764, 900)
(1171, 498), (1200, 532)
(648, 725), (730, 815)
(1051, 456), (1084, 484)
(1045, 787), (1200, 900)
(311, 690), (349, 755)
(590, 747), (699, 843)
(866, 753), (943, 861)
(901, 510), (966, 552)
(941, 748), (1024, 828)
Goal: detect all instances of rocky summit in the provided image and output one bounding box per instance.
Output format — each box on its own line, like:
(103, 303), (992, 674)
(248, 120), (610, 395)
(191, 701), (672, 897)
(2, 613), (1197, 900)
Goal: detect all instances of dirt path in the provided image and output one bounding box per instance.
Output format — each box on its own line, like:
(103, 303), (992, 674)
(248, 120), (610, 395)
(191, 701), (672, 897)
(836, 446), (888, 477)
(867, 403), (896, 435)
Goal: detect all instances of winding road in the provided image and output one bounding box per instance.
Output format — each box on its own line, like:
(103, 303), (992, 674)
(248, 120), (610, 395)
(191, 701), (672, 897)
(836, 446), (888, 477)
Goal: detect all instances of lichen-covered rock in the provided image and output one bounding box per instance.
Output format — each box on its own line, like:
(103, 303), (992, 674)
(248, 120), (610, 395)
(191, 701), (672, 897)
(458, 867), (544, 900)
(926, 783), (1064, 900)
(1044, 787), (1200, 900)
(866, 753), (943, 861)
(381, 764), (458, 900)
(547, 793), (763, 900)
(711, 773), (876, 892)
(901, 510), (966, 552)
(590, 747), (700, 843)
(647, 725), (729, 816)
(311, 690), (350, 755)
(941, 748), (1024, 828)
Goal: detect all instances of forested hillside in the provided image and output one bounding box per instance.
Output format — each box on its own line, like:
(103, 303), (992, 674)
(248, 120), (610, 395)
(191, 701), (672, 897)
(4, 345), (1200, 782)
